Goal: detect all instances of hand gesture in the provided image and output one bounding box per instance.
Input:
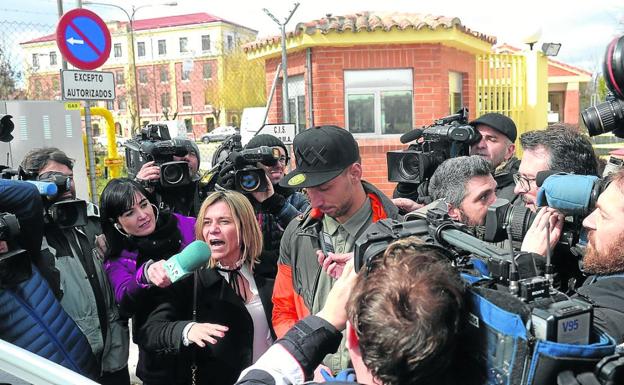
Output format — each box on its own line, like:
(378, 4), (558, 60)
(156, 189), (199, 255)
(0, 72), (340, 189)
(317, 250), (353, 279)
(521, 207), (564, 257)
(188, 323), (229, 347)
(146, 259), (172, 288)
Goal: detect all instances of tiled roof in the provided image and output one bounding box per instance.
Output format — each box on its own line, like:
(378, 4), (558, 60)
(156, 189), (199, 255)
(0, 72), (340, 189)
(245, 11), (497, 52)
(21, 12), (254, 45)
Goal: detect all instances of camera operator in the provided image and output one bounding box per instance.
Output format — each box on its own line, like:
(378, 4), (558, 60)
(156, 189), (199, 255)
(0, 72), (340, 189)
(20, 147), (130, 385)
(238, 238), (474, 385)
(240, 134), (309, 277)
(135, 138), (207, 216)
(468, 113), (519, 203)
(392, 113), (519, 213)
(572, 169), (624, 343)
(272, 125), (401, 376)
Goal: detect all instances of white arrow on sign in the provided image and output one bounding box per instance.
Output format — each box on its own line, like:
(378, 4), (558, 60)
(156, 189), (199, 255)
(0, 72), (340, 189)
(67, 37), (84, 45)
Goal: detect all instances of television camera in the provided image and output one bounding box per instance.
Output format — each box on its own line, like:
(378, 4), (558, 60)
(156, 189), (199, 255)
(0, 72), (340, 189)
(387, 107), (481, 185)
(124, 123), (192, 188)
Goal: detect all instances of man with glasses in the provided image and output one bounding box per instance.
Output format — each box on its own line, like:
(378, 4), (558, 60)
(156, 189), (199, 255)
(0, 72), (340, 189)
(513, 125), (600, 291)
(243, 134), (309, 278)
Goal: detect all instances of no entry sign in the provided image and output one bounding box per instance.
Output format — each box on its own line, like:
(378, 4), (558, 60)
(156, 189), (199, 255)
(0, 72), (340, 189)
(56, 9), (111, 70)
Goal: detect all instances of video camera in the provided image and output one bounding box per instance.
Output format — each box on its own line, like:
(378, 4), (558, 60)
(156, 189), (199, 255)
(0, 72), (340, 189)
(581, 34), (624, 138)
(125, 123), (191, 188)
(387, 107), (481, 184)
(219, 146), (281, 193)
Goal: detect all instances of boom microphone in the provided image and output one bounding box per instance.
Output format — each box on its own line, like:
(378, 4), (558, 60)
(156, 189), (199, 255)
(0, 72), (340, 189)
(163, 240), (211, 283)
(400, 129), (424, 144)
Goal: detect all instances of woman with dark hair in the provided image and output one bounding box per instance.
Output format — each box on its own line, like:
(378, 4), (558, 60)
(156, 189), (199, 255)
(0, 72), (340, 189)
(142, 190), (276, 385)
(99, 177), (196, 385)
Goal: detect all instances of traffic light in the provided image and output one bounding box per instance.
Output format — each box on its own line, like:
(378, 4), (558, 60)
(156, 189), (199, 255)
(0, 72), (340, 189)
(0, 115), (14, 142)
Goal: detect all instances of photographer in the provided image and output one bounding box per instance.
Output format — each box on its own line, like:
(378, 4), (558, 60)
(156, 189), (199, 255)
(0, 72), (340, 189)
(20, 147), (130, 385)
(573, 169), (624, 343)
(238, 238), (473, 385)
(241, 134), (309, 277)
(135, 137), (207, 216)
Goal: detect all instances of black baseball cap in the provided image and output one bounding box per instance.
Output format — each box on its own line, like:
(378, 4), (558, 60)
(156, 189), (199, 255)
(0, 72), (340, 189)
(469, 113), (517, 142)
(280, 125), (359, 188)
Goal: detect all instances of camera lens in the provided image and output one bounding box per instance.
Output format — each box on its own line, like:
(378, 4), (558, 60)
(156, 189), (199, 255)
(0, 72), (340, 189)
(581, 98), (624, 136)
(239, 172), (261, 192)
(398, 154), (420, 181)
(505, 204), (535, 242)
(161, 164), (184, 185)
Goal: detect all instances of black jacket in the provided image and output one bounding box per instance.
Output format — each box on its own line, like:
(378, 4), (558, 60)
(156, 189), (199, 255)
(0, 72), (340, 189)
(141, 264), (275, 385)
(574, 275), (624, 343)
(494, 157), (520, 204)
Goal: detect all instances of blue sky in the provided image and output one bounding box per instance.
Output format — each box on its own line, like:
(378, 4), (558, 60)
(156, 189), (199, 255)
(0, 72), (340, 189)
(5, 0), (624, 72)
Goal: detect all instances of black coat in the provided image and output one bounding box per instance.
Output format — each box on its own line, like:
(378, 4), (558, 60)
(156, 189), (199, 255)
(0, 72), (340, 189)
(574, 275), (624, 343)
(141, 264), (275, 385)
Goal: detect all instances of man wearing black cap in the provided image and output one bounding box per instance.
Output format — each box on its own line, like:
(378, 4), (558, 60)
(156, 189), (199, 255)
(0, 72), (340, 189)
(468, 112), (520, 203)
(272, 125), (401, 375)
(242, 134), (309, 277)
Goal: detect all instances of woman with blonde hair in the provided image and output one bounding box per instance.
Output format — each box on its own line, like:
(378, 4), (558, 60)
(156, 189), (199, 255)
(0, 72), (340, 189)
(142, 190), (275, 385)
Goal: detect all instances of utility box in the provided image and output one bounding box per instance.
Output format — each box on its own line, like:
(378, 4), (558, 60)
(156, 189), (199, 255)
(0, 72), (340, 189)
(0, 100), (89, 200)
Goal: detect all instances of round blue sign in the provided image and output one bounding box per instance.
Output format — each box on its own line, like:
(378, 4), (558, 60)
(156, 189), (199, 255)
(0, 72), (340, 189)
(56, 9), (111, 70)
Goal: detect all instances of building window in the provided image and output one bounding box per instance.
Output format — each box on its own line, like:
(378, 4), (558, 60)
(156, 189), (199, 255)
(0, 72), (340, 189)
(227, 35), (233, 50)
(202, 63), (212, 79)
(160, 66), (168, 83)
(181, 68), (190, 81)
(114, 43), (122, 58)
(32, 54), (39, 68)
(49, 52), (57, 66)
(179, 37), (188, 53)
(139, 69), (148, 84)
(158, 39), (166, 55)
(115, 71), (124, 85)
(344, 69), (413, 135)
(137, 42), (145, 57)
(161, 92), (170, 108)
(182, 91), (192, 107)
(140, 93), (149, 109)
(106, 100), (114, 110)
(118, 97), (126, 110)
(184, 118), (193, 133)
(201, 35), (211, 51)
(449, 72), (463, 115)
(287, 75), (306, 132)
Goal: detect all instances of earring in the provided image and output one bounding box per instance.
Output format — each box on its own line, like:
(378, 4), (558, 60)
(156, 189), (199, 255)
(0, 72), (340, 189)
(114, 223), (130, 238)
(151, 203), (160, 223)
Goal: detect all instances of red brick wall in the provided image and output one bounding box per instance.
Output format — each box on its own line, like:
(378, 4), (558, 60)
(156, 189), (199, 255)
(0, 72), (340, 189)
(564, 89), (580, 126)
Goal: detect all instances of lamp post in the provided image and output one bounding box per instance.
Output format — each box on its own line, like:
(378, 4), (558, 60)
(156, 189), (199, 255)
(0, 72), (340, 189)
(83, 1), (177, 133)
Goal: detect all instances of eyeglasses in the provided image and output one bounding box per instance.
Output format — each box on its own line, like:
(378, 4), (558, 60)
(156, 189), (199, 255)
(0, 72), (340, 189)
(278, 156), (289, 165)
(512, 173), (536, 193)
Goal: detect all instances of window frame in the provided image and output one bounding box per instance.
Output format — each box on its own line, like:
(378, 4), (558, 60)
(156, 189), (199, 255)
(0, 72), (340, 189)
(137, 41), (146, 57)
(157, 39), (167, 56)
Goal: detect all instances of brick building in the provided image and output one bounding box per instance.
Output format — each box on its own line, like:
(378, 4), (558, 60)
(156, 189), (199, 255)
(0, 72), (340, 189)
(246, 12), (496, 196)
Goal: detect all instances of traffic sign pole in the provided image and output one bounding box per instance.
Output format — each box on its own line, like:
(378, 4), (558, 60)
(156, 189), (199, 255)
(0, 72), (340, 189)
(84, 105), (99, 206)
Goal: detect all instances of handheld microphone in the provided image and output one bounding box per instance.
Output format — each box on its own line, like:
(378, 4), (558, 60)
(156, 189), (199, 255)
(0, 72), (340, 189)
(399, 129), (424, 144)
(25, 180), (58, 197)
(163, 240), (211, 283)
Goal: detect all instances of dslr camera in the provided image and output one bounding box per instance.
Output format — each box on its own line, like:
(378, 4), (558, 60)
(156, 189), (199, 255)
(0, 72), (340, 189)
(125, 124), (191, 188)
(387, 107), (481, 184)
(582, 34), (624, 138)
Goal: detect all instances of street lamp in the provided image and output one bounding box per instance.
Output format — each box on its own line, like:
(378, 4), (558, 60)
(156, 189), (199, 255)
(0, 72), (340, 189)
(83, 1), (177, 132)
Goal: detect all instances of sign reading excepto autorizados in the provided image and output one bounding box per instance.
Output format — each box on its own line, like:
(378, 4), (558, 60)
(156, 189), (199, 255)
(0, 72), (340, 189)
(61, 69), (115, 101)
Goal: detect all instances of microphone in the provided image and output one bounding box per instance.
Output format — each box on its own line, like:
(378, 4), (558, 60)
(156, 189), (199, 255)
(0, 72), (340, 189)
(163, 240), (211, 283)
(399, 129), (424, 144)
(25, 180), (58, 197)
